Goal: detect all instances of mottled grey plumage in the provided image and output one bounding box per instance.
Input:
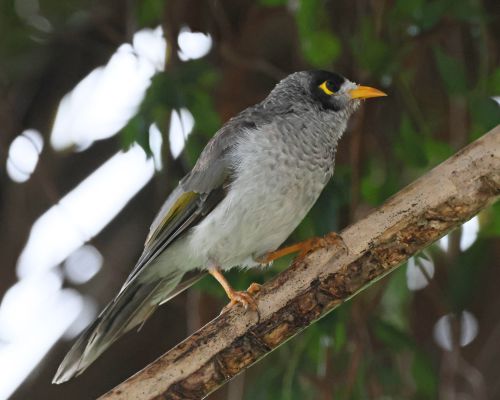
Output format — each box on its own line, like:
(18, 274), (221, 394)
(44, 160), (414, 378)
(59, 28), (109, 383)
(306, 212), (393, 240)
(53, 70), (385, 383)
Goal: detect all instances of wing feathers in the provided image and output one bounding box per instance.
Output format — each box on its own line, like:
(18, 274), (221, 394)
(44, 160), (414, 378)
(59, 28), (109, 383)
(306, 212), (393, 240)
(52, 269), (184, 384)
(145, 191), (198, 246)
(54, 102), (254, 383)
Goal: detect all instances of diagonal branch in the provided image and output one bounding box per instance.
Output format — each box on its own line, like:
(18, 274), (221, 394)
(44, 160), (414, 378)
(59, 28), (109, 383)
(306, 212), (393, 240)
(100, 125), (500, 400)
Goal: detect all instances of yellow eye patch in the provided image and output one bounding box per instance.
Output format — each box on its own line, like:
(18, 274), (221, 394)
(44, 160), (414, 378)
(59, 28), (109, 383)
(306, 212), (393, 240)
(319, 81), (335, 95)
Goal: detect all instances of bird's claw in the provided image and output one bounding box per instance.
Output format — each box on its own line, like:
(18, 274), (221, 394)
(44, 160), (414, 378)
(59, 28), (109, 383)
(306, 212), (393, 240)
(246, 282), (263, 295)
(224, 290), (257, 311)
(221, 286), (261, 321)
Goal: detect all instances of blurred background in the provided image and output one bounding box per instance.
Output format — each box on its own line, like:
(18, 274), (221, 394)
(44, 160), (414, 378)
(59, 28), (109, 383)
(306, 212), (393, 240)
(1, 0), (500, 399)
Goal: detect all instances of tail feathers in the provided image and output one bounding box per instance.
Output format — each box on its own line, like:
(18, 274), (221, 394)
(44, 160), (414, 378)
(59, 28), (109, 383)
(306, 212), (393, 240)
(52, 270), (184, 384)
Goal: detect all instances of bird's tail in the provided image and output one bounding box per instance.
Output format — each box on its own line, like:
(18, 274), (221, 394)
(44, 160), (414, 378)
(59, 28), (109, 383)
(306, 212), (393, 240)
(52, 267), (195, 384)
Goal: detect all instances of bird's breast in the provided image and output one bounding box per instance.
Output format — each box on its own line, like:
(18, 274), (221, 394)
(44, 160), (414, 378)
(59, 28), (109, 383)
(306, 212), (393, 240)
(189, 123), (336, 269)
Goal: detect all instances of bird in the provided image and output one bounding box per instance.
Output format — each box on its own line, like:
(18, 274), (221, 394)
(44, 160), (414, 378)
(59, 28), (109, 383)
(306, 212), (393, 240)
(53, 70), (386, 384)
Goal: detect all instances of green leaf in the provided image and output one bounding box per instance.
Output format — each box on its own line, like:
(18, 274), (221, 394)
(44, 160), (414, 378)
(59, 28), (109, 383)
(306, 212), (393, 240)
(351, 19), (391, 75)
(295, 0), (319, 34)
(137, 0), (166, 26)
(450, 0), (484, 23)
(294, 0), (341, 67)
(394, 116), (428, 167)
(447, 240), (489, 311)
(379, 267), (410, 330)
(412, 351), (438, 398)
(301, 30), (341, 67)
(119, 62), (220, 156)
(469, 96), (500, 139)
(419, 0), (449, 30)
(333, 320), (347, 352)
(393, 0), (425, 18)
(490, 68), (500, 93)
(423, 135), (453, 166)
(360, 157), (399, 205)
(186, 90), (221, 136)
(259, 0), (288, 6)
(373, 319), (413, 351)
(433, 47), (468, 95)
(120, 115), (151, 154)
(481, 202), (500, 237)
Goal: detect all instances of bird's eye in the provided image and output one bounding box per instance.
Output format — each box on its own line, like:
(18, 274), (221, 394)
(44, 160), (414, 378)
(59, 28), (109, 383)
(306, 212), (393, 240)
(319, 80), (336, 95)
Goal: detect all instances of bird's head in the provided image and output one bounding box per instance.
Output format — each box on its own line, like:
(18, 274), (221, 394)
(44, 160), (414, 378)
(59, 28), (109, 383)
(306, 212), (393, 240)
(267, 70), (386, 115)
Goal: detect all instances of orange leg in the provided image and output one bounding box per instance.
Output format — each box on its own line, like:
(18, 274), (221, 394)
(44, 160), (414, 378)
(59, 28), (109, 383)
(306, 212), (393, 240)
(258, 232), (346, 264)
(208, 267), (260, 311)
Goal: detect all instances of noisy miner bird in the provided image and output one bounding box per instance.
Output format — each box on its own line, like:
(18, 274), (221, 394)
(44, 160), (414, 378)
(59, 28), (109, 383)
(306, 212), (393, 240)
(53, 70), (386, 383)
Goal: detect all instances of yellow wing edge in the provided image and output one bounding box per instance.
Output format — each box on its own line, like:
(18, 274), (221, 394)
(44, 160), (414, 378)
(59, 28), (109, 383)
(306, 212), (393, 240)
(145, 191), (198, 246)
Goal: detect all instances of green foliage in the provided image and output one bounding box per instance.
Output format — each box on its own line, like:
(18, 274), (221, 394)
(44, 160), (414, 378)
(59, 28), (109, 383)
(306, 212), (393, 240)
(333, 314), (347, 352)
(351, 19), (393, 77)
(469, 97), (500, 139)
(360, 157), (400, 205)
(119, 61), (220, 159)
(412, 351), (438, 398)
(447, 239), (489, 312)
(259, 0), (289, 6)
(490, 68), (500, 93)
(373, 318), (413, 351)
(482, 202), (500, 237)
(302, 30), (341, 68)
(394, 115), (453, 173)
(303, 165), (352, 236)
(137, 0), (166, 26)
(391, 0), (483, 31)
(294, 0), (341, 67)
(121, 114), (152, 153)
(395, 116), (429, 167)
(379, 267), (411, 330)
(433, 47), (468, 95)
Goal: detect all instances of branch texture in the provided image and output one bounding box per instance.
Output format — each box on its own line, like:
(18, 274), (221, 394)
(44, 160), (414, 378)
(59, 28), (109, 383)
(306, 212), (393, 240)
(101, 125), (500, 400)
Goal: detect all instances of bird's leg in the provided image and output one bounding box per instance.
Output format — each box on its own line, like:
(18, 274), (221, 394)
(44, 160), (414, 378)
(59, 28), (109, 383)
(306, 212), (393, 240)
(258, 232), (346, 264)
(208, 267), (259, 311)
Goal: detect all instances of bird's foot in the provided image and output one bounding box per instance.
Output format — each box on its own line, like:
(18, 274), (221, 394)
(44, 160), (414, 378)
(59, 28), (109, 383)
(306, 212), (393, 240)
(258, 232), (347, 264)
(223, 282), (262, 313)
(224, 288), (259, 312)
(208, 267), (260, 316)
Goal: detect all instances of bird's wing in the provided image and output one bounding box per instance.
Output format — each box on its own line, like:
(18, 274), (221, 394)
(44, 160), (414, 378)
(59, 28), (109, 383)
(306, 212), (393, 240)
(53, 143), (231, 383)
(123, 104), (265, 286)
(53, 105), (268, 384)
(122, 185), (224, 288)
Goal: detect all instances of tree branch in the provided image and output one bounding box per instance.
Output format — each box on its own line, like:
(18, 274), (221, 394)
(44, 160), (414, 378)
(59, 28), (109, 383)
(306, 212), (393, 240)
(100, 125), (500, 400)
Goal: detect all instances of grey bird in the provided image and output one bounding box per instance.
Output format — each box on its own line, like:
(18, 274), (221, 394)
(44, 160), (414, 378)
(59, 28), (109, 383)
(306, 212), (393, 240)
(53, 70), (386, 383)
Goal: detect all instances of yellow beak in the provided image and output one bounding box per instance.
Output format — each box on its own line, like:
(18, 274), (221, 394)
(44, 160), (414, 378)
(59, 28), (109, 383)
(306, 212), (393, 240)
(349, 85), (387, 100)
